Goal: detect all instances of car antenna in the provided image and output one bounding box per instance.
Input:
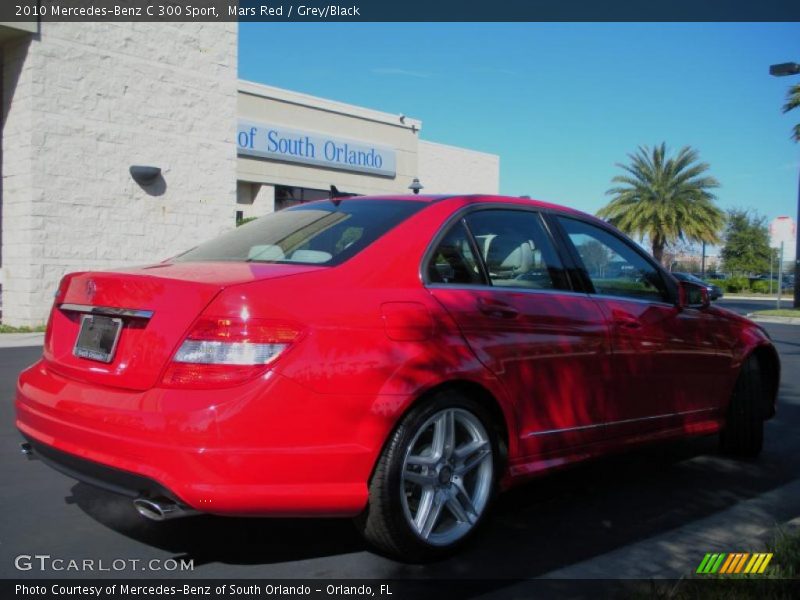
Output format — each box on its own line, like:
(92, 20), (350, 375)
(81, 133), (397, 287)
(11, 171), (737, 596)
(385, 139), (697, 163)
(330, 185), (357, 206)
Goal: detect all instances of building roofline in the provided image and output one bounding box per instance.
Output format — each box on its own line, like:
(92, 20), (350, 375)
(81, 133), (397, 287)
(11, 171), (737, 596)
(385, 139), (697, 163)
(418, 138), (499, 160)
(238, 79), (423, 132)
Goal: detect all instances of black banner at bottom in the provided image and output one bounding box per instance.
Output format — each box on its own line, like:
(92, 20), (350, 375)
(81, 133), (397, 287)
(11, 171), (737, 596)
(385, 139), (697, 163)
(5, 578), (800, 600)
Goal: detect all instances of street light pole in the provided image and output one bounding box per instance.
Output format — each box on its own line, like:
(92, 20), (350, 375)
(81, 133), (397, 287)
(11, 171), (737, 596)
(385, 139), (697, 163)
(796, 171), (800, 308)
(769, 61), (800, 308)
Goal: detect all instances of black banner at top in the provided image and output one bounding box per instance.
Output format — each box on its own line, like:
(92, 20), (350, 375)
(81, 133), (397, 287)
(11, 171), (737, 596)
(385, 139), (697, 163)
(1, 0), (800, 23)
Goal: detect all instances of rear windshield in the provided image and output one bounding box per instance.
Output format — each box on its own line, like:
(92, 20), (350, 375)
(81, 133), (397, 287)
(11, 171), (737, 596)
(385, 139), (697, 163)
(174, 199), (426, 266)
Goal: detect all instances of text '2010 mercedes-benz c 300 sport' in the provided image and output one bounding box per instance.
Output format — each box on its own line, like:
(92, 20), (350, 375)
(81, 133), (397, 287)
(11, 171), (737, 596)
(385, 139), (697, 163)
(16, 195), (780, 561)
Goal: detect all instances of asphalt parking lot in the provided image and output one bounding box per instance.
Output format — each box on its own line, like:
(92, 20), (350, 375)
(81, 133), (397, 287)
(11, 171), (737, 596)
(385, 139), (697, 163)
(1, 298), (799, 583)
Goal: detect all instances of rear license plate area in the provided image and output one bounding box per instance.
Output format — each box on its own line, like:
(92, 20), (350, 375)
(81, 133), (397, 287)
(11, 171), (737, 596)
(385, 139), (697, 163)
(73, 314), (123, 363)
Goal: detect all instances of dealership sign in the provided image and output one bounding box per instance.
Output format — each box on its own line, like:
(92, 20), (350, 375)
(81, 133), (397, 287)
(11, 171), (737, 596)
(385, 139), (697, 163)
(236, 120), (396, 177)
(769, 216), (796, 248)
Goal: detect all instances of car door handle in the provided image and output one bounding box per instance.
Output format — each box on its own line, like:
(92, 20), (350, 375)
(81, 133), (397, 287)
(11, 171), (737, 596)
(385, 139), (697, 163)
(612, 315), (641, 329)
(477, 298), (519, 319)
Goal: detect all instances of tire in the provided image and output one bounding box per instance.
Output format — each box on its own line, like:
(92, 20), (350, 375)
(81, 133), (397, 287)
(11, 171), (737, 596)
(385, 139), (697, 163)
(356, 391), (499, 562)
(720, 356), (764, 458)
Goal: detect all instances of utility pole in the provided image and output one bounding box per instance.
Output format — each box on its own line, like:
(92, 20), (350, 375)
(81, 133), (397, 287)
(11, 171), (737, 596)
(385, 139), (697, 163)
(769, 61), (800, 307)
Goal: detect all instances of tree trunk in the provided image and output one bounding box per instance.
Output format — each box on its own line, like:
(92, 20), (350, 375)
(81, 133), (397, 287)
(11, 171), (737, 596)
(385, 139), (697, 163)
(651, 237), (666, 266)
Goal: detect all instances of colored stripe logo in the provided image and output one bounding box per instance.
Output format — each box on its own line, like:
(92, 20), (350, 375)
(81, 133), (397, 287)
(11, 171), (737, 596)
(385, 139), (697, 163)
(696, 552), (773, 574)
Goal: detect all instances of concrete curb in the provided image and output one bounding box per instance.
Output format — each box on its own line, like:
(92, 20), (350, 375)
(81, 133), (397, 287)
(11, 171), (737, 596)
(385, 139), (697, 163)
(721, 295), (790, 301)
(747, 314), (800, 325)
(0, 333), (45, 348)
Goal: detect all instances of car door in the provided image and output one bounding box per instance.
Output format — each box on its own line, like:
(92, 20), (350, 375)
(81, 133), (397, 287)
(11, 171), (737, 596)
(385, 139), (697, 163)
(425, 207), (611, 459)
(553, 216), (726, 439)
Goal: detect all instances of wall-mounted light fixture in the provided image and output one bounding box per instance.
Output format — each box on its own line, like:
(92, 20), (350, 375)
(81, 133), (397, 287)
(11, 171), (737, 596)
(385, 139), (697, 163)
(408, 178), (424, 195)
(129, 165), (161, 186)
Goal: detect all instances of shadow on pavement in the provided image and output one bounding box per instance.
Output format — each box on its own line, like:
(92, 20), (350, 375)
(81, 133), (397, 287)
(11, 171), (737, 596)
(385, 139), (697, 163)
(67, 482), (367, 566)
(69, 402), (800, 577)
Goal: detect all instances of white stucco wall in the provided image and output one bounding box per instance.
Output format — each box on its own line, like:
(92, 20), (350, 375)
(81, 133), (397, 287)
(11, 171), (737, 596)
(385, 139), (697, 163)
(1, 22), (238, 326)
(418, 140), (500, 195)
(236, 182), (275, 219)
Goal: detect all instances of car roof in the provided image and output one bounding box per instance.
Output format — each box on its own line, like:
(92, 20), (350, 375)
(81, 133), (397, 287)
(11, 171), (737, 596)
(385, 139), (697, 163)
(316, 194), (618, 242)
(329, 193), (591, 218)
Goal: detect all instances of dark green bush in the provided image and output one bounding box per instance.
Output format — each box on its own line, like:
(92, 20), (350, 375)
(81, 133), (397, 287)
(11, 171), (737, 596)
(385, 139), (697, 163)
(723, 276), (750, 293)
(751, 280), (772, 294)
(236, 216), (258, 227)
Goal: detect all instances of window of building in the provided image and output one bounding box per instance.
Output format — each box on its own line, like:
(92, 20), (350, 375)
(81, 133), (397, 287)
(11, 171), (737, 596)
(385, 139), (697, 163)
(274, 185), (334, 211)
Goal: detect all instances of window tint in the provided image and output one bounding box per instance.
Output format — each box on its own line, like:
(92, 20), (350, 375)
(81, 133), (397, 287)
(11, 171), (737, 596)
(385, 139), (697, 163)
(676, 272), (706, 285)
(174, 199), (424, 266)
(464, 210), (567, 290)
(427, 222), (485, 285)
(558, 217), (669, 302)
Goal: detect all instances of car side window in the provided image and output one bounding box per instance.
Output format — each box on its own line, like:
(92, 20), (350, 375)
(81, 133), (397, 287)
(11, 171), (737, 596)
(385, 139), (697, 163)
(464, 210), (568, 290)
(557, 217), (669, 302)
(427, 222), (485, 285)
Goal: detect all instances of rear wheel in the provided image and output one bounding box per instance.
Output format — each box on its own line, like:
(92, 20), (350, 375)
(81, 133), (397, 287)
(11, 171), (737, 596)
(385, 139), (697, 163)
(720, 356), (764, 458)
(357, 391), (498, 562)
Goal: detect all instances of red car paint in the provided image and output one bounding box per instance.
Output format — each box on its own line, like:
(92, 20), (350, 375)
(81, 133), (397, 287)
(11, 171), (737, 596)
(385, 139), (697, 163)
(16, 194), (779, 517)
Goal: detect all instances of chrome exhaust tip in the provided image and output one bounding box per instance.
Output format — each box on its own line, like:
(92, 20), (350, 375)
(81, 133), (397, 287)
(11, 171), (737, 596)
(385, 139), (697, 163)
(20, 442), (36, 460)
(133, 497), (193, 521)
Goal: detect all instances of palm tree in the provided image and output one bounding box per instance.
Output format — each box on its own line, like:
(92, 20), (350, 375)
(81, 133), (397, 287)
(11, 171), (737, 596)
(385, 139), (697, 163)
(597, 143), (725, 265)
(783, 83), (800, 142)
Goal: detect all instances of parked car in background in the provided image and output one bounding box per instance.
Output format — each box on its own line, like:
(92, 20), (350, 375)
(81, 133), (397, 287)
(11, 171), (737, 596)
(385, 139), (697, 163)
(672, 272), (724, 300)
(16, 194), (779, 561)
(752, 274), (794, 293)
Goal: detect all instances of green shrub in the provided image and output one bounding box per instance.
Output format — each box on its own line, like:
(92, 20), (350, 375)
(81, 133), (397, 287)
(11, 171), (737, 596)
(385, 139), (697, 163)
(723, 276), (750, 293)
(751, 280), (772, 294)
(236, 216), (257, 227)
(767, 524), (800, 578)
(0, 324), (46, 333)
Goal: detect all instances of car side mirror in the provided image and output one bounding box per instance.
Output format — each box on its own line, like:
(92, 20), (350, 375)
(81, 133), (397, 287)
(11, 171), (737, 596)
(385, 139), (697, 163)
(678, 281), (710, 309)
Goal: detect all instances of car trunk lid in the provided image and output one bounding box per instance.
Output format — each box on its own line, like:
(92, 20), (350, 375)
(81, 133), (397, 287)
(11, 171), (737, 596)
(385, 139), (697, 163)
(44, 262), (321, 391)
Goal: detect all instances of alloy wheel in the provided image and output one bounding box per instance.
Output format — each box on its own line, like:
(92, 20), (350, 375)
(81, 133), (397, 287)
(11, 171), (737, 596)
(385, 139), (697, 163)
(400, 407), (493, 546)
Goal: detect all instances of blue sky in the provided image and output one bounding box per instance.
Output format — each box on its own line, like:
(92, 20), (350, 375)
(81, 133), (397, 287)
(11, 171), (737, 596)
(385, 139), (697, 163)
(240, 23), (800, 227)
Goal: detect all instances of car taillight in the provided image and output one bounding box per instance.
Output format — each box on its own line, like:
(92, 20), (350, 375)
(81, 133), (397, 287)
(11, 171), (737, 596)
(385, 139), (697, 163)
(53, 275), (70, 304)
(161, 316), (301, 388)
(44, 275), (73, 352)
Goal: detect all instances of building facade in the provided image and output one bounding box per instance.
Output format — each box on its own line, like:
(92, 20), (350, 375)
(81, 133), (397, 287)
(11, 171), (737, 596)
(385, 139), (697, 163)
(235, 81), (499, 218)
(1, 23), (499, 326)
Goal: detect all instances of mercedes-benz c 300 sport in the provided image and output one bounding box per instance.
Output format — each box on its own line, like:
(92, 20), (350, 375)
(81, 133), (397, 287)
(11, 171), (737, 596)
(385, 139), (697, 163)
(16, 194), (779, 561)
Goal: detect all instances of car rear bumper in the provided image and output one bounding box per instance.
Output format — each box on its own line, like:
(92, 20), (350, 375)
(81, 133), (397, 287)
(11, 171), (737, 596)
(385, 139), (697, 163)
(16, 360), (394, 517)
(20, 434), (180, 500)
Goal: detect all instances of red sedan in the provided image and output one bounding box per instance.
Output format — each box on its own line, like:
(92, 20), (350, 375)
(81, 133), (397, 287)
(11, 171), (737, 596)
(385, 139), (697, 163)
(16, 194), (779, 561)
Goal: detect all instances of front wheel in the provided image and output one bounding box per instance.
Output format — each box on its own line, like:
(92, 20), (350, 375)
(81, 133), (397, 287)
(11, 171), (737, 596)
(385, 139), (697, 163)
(356, 392), (498, 562)
(720, 356), (764, 458)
